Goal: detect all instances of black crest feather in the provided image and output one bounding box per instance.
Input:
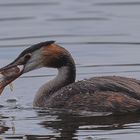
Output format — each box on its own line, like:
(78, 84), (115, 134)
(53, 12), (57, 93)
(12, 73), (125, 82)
(18, 41), (55, 58)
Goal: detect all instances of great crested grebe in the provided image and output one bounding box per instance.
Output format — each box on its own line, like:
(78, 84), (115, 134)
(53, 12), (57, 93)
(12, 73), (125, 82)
(0, 41), (140, 113)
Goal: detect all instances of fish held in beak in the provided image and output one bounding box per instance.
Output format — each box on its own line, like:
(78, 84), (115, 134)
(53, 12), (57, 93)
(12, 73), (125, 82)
(0, 64), (24, 95)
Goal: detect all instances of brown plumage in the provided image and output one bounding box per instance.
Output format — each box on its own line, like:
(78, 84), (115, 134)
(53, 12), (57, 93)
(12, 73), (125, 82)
(44, 76), (140, 113)
(0, 41), (140, 113)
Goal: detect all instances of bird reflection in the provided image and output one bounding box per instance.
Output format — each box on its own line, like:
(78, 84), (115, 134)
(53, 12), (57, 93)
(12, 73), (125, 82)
(31, 110), (140, 140)
(0, 115), (9, 138)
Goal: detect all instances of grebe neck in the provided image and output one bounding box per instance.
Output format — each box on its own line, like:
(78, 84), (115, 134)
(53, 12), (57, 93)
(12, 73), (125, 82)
(33, 62), (76, 107)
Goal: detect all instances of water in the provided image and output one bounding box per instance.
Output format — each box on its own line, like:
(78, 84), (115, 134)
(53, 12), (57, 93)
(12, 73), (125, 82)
(0, 0), (140, 139)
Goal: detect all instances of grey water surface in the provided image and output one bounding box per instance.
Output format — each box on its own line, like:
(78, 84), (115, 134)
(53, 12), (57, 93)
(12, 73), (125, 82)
(0, 0), (140, 139)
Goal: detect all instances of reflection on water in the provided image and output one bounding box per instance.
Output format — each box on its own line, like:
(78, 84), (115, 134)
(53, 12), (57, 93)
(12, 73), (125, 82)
(1, 108), (140, 140)
(0, 0), (140, 139)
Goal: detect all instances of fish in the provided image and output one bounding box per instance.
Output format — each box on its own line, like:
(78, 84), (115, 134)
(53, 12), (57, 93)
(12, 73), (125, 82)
(0, 65), (24, 94)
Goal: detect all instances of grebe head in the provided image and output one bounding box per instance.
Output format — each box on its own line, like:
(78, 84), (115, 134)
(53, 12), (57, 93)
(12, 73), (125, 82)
(0, 41), (75, 94)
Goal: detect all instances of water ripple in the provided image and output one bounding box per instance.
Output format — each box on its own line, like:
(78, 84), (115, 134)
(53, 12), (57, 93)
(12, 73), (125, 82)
(96, 2), (140, 6)
(0, 2), (59, 7)
(80, 63), (140, 68)
(1, 41), (140, 48)
(0, 16), (34, 22)
(50, 17), (109, 21)
(0, 33), (126, 41)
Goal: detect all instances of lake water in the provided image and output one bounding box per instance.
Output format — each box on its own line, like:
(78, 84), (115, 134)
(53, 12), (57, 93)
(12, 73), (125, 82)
(0, 0), (140, 139)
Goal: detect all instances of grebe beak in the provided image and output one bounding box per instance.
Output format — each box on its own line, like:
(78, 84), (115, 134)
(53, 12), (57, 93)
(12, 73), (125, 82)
(0, 63), (24, 95)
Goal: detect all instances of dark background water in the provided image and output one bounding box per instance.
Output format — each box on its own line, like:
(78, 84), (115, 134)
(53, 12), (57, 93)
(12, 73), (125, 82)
(0, 0), (140, 139)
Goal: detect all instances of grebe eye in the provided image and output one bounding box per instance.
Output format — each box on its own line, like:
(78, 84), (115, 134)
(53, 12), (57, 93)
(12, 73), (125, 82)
(24, 54), (31, 61)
